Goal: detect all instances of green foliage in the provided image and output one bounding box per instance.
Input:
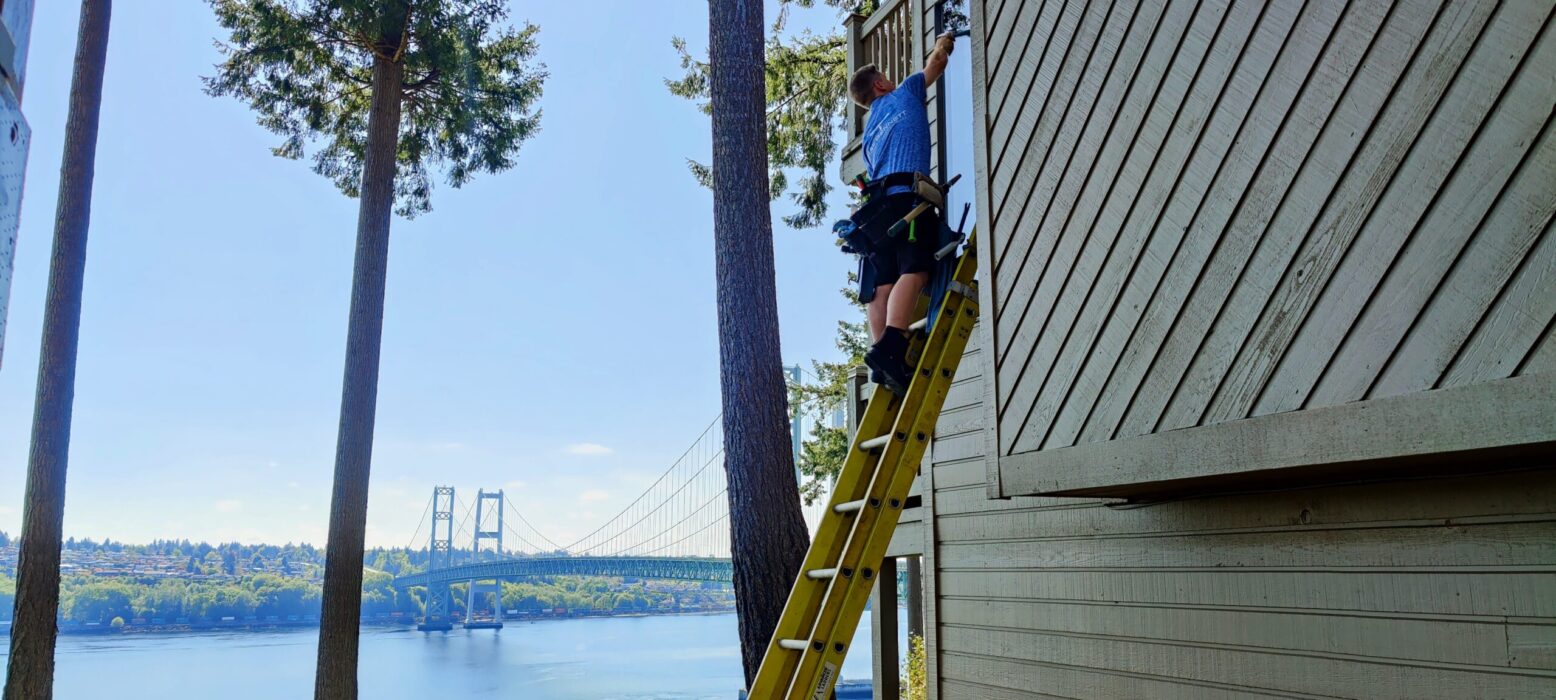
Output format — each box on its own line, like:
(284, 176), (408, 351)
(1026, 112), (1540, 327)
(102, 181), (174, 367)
(900, 634), (926, 700)
(15, 537), (733, 628)
(63, 580), (136, 624)
(204, 0), (547, 216)
(30, 566), (724, 627)
(668, 0), (969, 227)
(0, 572), (16, 622)
(669, 1), (876, 229)
(55, 570), (356, 623)
(360, 568), (398, 614)
(488, 577), (730, 616)
(789, 276), (869, 504)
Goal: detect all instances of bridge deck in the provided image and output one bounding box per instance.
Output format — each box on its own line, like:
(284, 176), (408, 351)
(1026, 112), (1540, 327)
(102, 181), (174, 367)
(391, 556), (734, 588)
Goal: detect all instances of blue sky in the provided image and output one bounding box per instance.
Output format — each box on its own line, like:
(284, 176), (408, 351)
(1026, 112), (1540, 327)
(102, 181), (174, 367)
(0, 2), (862, 548)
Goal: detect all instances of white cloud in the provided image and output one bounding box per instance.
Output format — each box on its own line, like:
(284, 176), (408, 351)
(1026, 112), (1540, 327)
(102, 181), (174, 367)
(578, 489), (610, 503)
(214, 499), (244, 513)
(504, 480), (528, 491)
(564, 442), (614, 456)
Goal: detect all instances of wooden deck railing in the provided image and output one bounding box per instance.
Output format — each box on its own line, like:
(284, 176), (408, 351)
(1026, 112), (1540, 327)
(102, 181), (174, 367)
(841, 0), (918, 181)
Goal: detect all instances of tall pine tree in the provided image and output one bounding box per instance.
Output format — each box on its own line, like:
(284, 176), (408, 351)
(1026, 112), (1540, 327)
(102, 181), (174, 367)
(204, 2), (544, 697)
(706, 0), (813, 686)
(4, 3), (112, 698)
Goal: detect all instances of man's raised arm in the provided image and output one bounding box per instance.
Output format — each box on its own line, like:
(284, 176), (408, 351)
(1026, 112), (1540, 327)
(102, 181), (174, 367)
(922, 31), (956, 86)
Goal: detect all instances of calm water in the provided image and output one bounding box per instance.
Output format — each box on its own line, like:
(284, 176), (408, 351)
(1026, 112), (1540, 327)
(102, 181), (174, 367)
(4, 612), (898, 699)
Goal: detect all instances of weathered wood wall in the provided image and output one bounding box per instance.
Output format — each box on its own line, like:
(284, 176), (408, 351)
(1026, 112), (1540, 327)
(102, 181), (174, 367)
(973, 0), (1556, 488)
(924, 322), (1556, 698)
(909, 0), (1556, 696)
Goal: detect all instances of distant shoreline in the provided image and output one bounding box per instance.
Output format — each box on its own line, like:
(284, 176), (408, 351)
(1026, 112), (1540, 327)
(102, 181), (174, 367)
(0, 608), (738, 637)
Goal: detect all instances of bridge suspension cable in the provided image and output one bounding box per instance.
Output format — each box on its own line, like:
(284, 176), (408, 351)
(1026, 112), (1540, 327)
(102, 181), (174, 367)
(548, 414), (731, 559)
(592, 485), (728, 557)
(403, 491), (434, 552)
(500, 496), (564, 555)
(449, 494), (478, 556)
(411, 411), (743, 563)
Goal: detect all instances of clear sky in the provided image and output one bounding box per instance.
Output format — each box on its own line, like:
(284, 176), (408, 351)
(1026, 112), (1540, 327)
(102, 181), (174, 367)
(0, 2), (861, 549)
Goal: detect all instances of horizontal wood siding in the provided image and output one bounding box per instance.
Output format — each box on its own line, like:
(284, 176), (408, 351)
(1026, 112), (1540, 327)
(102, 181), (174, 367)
(927, 316), (1556, 697)
(931, 1), (1556, 696)
(976, 0), (1556, 485)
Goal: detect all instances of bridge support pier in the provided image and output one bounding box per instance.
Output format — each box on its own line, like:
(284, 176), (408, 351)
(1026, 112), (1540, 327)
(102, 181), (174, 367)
(417, 486), (457, 631)
(417, 582), (454, 631)
(463, 489), (506, 629)
(463, 580), (504, 630)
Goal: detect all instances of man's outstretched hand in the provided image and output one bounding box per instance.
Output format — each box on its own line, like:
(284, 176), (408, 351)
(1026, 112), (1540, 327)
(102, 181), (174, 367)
(925, 31), (956, 85)
(935, 31), (957, 55)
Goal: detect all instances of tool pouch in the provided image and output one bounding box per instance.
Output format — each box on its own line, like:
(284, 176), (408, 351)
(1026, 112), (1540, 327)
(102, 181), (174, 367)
(833, 174), (915, 257)
(836, 172), (948, 303)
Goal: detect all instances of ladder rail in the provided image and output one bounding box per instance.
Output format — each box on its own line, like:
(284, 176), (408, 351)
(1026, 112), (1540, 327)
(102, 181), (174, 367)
(750, 368), (906, 687)
(784, 269), (978, 699)
(749, 238), (978, 699)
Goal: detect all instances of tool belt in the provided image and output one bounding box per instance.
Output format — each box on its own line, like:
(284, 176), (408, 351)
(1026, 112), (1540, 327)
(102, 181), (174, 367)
(833, 172), (968, 308)
(832, 173), (941, 256)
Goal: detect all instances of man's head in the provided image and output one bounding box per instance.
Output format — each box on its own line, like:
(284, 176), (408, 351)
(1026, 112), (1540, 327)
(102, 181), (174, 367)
(848, 64), (896, 108)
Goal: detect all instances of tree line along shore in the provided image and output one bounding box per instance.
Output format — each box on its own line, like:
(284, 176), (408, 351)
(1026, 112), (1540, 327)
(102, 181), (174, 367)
(0, 534), (734, 633)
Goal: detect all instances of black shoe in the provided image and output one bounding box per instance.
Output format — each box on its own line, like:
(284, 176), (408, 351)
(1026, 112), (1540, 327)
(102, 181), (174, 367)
(872, 354), (912, 395)
(865, 328), (913, 395)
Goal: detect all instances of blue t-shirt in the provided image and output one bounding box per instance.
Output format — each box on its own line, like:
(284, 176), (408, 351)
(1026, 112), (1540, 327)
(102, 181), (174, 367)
(862, 72), (930, 194)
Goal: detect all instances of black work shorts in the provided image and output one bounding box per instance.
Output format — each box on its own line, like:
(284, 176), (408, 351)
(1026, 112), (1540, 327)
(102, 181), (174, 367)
(866, 193), (941, 288)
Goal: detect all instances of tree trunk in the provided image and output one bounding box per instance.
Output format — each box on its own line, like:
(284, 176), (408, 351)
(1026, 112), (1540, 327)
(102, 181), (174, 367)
(2, 4), (111, 699)
(313, 51), (403, 700)
(707, 0), (811, 687)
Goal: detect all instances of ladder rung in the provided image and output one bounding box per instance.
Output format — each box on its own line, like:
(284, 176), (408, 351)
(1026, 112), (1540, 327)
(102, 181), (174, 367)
(749, 233), (979, 700)
(833, 499), (866, 514)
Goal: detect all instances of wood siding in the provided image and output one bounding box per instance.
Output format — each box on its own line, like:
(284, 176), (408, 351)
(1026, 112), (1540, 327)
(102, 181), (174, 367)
(973, 0), (1556, 495)
(925, 322), (1556, 698)
(911, 0), (1556, 697)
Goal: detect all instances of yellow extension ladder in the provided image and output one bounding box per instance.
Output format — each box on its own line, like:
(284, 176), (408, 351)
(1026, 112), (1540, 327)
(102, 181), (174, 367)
(750, 233), (979, 699)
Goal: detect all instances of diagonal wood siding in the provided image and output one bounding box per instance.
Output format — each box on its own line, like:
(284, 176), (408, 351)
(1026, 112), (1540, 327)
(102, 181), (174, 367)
(921, 0), (1556, 697)
(927, 321), (1556, 698)
(975, 0), (1556, 470)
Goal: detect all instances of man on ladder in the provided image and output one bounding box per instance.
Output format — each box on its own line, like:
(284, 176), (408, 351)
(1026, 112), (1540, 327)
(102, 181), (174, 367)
(846, 31), (958, 396)
(752, 26), (978, 698)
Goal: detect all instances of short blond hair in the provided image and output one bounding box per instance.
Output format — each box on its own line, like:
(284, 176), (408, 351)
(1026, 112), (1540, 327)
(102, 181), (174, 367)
(849, 64), (884, 108)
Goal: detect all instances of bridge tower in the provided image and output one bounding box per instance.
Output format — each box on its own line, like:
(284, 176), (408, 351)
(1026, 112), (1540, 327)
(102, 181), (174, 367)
(417, 486), (456, 631)
(463, 489), (505, 629)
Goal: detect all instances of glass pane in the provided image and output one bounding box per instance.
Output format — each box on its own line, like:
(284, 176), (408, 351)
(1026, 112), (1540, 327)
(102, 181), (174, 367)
(941, 33), (977, 234)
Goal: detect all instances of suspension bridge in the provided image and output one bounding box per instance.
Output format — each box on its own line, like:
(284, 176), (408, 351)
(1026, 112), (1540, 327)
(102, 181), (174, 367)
(390, 415), (852, 630)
